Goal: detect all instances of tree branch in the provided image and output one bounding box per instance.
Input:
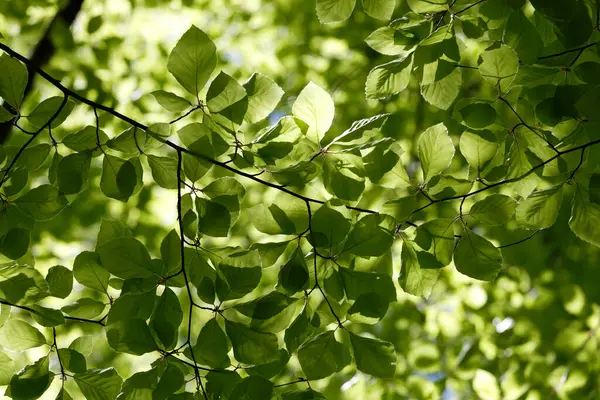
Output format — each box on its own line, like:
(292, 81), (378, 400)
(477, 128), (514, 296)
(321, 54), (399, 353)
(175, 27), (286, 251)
(0, 0), (84, 144)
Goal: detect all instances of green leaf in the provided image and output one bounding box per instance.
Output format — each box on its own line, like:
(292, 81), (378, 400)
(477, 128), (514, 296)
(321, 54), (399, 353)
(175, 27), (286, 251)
(284, 308), (314, 353)
(414, 218), (455, 266)
(178, 122), (228, 156)
(365, 55), (413, 99)
(347, 292), (390, 324)
(406, 0), (446, 12)
(417, 123), (455, 182)
(454, 101), (496, 129)
(470, 194), (517, 226)
(74, 368), (123, 400)
(216, 250), (262, 300)
(426, 175), (473, 199)
(55, 388), (73, 400)
(97, 237), (158, 279)
(551, 0), (593, 48)
(349, 332), (396, 378)
(63, 126), (109, 153)
(14, 143), (51, 171)
(107, 288), (156, 324)
(96, 218), (132, 248)
(225, 320), (279, 365)
(87, 15), (103, 33)
(292, 81), (334, 143)
(235, 291), (296, 321)
(503, 9), (543, 64)
(0, 303), (9, 328)
(478, 45), (519, 92)
(278, 247), (309, 294)
(191, 318), (230, 368)
(310, 204), (351, 249)
(30, 305), (65, 327)
(459, 130), (498, 172)
(147, 122), (172, 143)
(399, 240), (441, 297)
(58, 151), (92, 195)
(15, 184), (68, 220)
(473, 369), (501, 400)
(516, 186), (563, 230)
(147, 155), (178, 190)
(202, 177), (246, 213)
(3, 168), (27, 197)
(505, 136), (542, 198)
(365, 27), (412, 56)
(160, 230), (181, 275)
(106, 127), (145, 154)
(151, 90), (191, 112)
(321, 154), (365, 201)
(230, 376), (273, 400)
(0, 350), (15, 386)
(246, 349), (290, 379)
(340, 267), (396, 302)
(362, 0), (395, 20)
(61, 298), (106, 319)
(0, 319), (47, 351)
(167, 25), (217, 96)
(205, 371), (242, 400)
(342, 214), (394, 257)
(101, 155), (142, 201)
(421, 61), (462, 110)
(106, 319), (157, 355)
(250, 241), (289, 267)
(57, 349), (87, 373)
(73, 251), (110, 293)
(154, 363), (185, 399)
(27, 96), (74, 129)
(207, 71), (247, 114)
(297, 331), (351, 380)
(54, 388), (73, 400)
(569, 194), (600, 248)
(0, 264), (47, 305)
(150, 287), (183, 350)
(0, 53), (28, 108)
(9, 356), (52, 400)
(48, 152), (61, 184)
(243, 73), (284, 123)
(249, 203), (297, 235)
(574, 62), (600, 84)
(45, 265), (72, 299)
(454, 229), (503, 281)
(0, 106), (14, 123)
(69, 335), (94, 357)
(316, 0), (356, 23)
(196, 197), (231, 237)
(0, 227), (30, 260)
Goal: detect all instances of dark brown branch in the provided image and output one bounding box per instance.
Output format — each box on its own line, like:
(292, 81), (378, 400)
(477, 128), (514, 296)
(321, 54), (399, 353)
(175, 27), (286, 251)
(176, 149), (208, 399)
(274, 378), (307, 387)
(498, 229), (540, 249)
(538, 42), (598, 60)
(0, 0), (84, 144)
(0, 299), (106, 326)
(455, 0), (487, 15)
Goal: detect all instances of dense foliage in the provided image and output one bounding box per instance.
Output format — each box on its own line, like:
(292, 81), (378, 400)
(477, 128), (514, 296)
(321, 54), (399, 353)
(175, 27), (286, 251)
(1, 0), (600, 398)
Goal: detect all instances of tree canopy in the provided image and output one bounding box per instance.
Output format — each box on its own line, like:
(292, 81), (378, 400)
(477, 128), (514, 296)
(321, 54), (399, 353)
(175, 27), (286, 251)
(1, 0), (600, 399)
